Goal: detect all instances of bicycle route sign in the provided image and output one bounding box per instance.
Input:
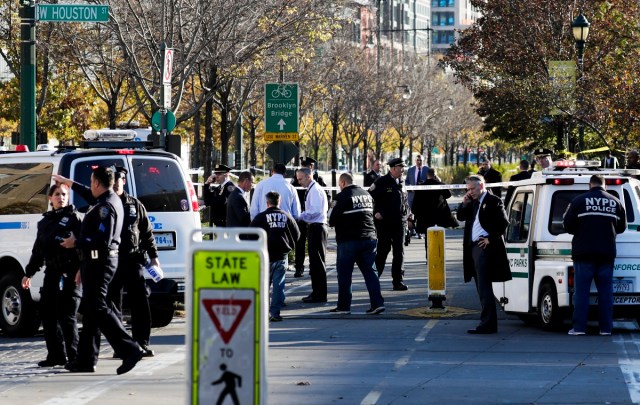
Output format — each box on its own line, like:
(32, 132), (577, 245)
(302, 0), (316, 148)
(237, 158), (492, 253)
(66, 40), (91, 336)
(264, 82), (299, 141)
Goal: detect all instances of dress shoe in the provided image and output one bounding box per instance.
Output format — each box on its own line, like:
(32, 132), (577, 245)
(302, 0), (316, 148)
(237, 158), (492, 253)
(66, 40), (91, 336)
(38, 358), (66, 367)
(112, 352), (124, 359)
(301, 295), (327, 303)
(393, 282), (408, 291)
(65, 361), (96, 373)
(293, 270), (304, 278)
(467, 327), (497, 335)
(140, 345), (155, 357)
(117, 349), (144, 375)
(269, 315), (283, 322)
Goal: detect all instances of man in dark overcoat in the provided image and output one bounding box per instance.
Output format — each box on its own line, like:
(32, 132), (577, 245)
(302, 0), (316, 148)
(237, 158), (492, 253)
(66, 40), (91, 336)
(456, 174), (511, 334)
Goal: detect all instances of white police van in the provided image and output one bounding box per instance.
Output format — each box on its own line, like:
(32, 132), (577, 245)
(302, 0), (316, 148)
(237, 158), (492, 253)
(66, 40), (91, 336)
(0, 130), (200, 336)
(495, 161), (640, 330)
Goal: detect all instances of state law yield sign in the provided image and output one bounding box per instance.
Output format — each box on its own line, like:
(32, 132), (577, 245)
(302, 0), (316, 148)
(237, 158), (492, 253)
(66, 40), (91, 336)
(264, 83), (299, 141)
(188, 228), (268, 405)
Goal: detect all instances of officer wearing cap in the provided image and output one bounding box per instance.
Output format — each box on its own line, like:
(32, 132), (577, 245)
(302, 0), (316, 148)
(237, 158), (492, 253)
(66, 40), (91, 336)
(56, 166), (144, 374)
(210, 164), (236, 227)
(107, 166), (158, 358)
(291, 156), (327, 278)
(368, 157), (410, 291)
(534, 148), (553, 170)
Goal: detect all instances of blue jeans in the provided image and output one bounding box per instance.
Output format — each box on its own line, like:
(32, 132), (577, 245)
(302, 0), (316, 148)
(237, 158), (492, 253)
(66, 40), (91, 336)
(336, 239), (384, 310)
(572, 260), (614, 333)
(270, 259), (287, 317)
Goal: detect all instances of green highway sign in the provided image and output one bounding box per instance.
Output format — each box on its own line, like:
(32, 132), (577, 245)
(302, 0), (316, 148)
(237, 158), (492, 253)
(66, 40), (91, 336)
(37, 4), (109, 22)
(264, 83), (299, 138)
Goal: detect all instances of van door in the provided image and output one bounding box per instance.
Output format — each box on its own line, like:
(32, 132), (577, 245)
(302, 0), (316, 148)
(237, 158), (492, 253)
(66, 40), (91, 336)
(496, 187), (534, 313)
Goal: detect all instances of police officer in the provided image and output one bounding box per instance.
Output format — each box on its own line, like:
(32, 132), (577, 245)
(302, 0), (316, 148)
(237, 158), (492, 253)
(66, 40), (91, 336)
(108, 167), (159, 357)
(291, 157), (326, 278)
(563, 174), (626, 336)
(369, 157), (410, 291)
(210, 164), (236, 227)
(22, 183), (82, 367)
(57, 167), (143, 374)
(203, 171), (220, 227)
(533, 148), (553, 170)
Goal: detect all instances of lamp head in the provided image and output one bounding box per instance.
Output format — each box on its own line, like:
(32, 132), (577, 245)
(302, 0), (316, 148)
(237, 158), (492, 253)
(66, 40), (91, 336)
(572, 13), (590, 43)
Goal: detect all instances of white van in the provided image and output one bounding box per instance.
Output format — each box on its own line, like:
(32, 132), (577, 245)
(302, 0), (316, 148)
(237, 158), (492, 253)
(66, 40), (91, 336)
(0, 139), (201, 336)
(495, 162), (640, 329)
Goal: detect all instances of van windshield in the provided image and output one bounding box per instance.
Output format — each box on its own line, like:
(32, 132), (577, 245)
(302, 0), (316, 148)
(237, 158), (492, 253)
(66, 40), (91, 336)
(131, 158), (189, 212)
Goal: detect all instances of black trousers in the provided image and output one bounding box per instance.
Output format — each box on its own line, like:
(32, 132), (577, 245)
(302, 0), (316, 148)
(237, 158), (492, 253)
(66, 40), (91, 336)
(307, 223), (327, 300)
(294, 220), (307, 271)
(375, 221), (405, 284)
(40, 270), (80, 362)
(76, 256), (139, 366)
(107, 256), (151, 347)
(471, 244), (498, 331)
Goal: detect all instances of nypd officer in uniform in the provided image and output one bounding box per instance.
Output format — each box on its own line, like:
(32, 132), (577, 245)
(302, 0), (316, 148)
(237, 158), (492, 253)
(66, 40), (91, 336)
(203, 171), (220, 227)
(57, 166), (144, 374)
(211, 164), (236, 227)
(108, 167), (159, 357)
(291, 157), (327, 278)
(368, 157), (410, 291)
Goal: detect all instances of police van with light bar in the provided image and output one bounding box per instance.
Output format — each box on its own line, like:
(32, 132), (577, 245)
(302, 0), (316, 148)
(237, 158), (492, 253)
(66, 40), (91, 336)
(495, 159), (640, 329)
(0, 130), (200, 336)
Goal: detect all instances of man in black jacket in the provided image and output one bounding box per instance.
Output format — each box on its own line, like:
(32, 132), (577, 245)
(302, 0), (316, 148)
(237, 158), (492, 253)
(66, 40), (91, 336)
(369, 157), (410, 291)
(363, 159), (381, 188)
(477, 157), (502, 198)
(250, 192), (300, 322)
(226, 171), (253, 227)
(563, 175), (626, 336)
(328, 173), (384, 315)
(457, 174), (511, 334)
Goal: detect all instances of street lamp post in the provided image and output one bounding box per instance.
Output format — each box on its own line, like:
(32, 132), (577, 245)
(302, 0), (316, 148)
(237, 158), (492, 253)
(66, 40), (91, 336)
(572, 13), (590, 152)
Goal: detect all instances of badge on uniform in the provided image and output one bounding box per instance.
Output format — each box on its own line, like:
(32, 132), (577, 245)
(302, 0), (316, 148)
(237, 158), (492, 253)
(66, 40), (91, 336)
(99, 206), (110, 219)
(227, 184), (235, 192)
(129, 206), (137, 217)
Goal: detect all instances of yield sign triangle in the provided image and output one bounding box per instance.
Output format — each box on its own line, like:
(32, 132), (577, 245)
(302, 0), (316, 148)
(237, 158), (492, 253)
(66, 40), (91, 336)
(202, 299), (251, 344)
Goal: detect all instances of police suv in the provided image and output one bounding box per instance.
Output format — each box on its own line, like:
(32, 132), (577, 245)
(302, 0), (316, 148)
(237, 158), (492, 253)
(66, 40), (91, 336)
(0, 130), (200, 336)
(495, 161), (640, 329)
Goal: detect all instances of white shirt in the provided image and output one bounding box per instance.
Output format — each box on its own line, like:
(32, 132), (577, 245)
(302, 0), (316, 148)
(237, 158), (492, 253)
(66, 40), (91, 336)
(471, 191), (489, 242)
(250, 174), (301, 220)
(299, 180), (328, 224)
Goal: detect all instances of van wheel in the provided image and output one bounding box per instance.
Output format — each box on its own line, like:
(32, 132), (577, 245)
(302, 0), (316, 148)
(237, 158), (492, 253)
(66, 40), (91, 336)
(0, 273), (40, 337)
(537, 282), (564, 331)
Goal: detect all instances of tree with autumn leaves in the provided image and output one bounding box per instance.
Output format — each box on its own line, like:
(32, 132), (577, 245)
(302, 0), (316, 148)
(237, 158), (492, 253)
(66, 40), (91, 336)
(443, 0), (640, 159)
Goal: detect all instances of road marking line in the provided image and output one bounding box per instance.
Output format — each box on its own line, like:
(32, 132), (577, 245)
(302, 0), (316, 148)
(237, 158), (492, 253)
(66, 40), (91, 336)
(38, 348), (184, 405)
(415, 319), (438, 342)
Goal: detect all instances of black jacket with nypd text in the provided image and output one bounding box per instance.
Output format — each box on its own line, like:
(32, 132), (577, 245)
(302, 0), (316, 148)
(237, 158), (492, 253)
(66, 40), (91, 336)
(329, 184), (376, 243)
(563, 186), (627, 262)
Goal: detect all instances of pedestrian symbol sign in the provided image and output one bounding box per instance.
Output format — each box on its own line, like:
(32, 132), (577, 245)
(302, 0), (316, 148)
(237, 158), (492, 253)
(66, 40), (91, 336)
(202, 298), (251, 344)
(188, 228), (268, 405)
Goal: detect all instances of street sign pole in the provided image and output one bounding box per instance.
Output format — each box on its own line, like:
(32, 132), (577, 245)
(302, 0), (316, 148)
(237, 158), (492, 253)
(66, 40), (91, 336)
(19, 1), (36, 151)
(187, 228), (268, 405)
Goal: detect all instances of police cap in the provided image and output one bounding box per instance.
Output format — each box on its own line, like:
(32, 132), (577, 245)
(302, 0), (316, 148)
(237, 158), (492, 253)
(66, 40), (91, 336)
(114, 166), (127, 180)
(213, 164), (232, 173)
(300, 157), (317, 167)
(388, 157), (406, 167)
(534, 148), (553, 157)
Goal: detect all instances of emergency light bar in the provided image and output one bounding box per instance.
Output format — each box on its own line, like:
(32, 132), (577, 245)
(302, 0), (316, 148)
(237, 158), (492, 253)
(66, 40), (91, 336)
(83, 129), (137, 141)
(553, 159), (601, 169)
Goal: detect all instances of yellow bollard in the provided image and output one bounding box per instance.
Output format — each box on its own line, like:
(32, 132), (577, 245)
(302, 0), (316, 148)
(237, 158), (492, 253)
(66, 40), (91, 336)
(427, 226), (446, 310)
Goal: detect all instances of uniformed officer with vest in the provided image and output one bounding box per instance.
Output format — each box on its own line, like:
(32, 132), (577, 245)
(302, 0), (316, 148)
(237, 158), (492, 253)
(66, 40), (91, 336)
(108, 167), (159, 358)
(210, 164), (236, 227)
(291, 157), (327, 278)
(58, 166), (143, 374)
(368, 157), (410, 291)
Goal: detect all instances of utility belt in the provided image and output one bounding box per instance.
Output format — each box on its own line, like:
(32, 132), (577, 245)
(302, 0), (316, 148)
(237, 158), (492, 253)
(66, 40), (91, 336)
(119, 250), (146, 262)
(79, 249), (119, 261)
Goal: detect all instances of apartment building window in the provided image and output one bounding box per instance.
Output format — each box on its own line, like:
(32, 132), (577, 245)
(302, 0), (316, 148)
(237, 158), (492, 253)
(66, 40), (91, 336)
(432, 0), (455, 7)
(433, 12), (455, 26)
(433, 30), (455, 44)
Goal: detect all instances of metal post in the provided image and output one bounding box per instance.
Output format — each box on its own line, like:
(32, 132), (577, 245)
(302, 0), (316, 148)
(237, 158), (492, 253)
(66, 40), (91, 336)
(576, 43), (585, 152)
(235, 111), (243, 170)
(19, 1), (36, 151)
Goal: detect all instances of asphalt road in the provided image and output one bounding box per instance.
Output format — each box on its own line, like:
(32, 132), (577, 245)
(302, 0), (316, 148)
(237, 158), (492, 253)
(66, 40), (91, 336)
(2, 228), (640, 404)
